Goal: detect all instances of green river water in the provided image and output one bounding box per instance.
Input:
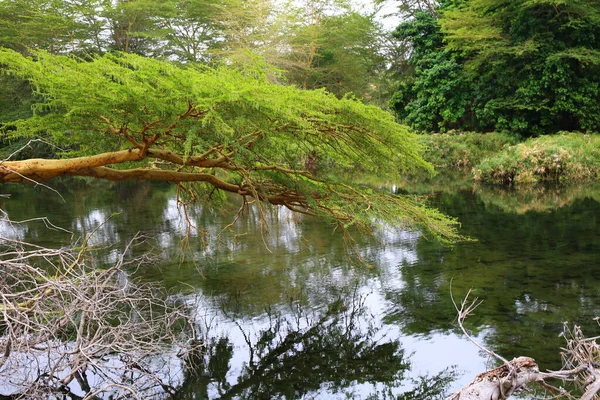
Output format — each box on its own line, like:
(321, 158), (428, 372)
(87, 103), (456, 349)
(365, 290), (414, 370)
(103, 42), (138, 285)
(1, 178), (599, 399)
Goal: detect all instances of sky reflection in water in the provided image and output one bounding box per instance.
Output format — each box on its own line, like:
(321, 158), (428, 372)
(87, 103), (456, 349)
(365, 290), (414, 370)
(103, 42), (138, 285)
(2, 179), (600, 398)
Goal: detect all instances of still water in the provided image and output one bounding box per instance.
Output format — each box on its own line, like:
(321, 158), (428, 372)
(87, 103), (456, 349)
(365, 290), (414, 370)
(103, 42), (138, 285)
(1, 178), (600, 399)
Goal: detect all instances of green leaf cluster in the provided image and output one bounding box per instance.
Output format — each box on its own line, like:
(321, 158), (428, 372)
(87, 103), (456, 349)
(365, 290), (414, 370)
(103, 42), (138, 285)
(0, 49), (463, 242)
(390, 11), (475, 132)
(391, 0), (600, 135)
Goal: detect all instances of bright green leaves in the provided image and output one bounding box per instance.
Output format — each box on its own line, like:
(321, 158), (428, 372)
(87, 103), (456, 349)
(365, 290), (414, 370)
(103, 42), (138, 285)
(0, 49), (463, 242)
(441, 9), (504, 52)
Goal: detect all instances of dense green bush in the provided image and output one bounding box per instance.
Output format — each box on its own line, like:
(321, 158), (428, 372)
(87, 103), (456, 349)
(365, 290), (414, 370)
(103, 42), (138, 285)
(392, 0), (600, 136)
(473, 133), (600, 184)
(391, 11), (474, 133)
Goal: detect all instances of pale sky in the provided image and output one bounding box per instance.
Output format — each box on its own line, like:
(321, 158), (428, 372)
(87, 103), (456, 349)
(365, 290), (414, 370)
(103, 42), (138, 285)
(353, 0), (401, 30)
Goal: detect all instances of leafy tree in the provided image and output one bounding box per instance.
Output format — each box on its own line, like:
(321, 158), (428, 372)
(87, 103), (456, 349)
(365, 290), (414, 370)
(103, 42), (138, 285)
(0, 0), (394, 104)
(391, 0), (600, 135)
(278, 0), (389, 100)
(0, 0), (83, 54)
(202, 0), (401, 103)
(0, 0), (239, 60)
(390, 10), (475, 132)
(99, 0), (170, 55)
(442, 0), (600, 134)
(157, 0), (232, 63)
(0, 50), (461, 242)
(382, 0), (440, 19)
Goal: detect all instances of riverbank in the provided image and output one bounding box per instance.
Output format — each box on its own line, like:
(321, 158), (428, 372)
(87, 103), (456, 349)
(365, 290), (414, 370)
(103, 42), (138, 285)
(418, 131), (600, 185)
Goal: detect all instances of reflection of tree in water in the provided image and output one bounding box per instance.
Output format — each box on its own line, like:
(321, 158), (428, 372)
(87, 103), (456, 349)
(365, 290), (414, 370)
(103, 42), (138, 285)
(0, 180), (174, 248)
(176, 293), (455, 399)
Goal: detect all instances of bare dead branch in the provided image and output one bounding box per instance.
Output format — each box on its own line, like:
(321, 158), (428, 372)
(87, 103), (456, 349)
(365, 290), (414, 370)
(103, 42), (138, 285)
(0, 214), (201, 399)
(449, 286), (600, 400)
(450, 283), (511, 367)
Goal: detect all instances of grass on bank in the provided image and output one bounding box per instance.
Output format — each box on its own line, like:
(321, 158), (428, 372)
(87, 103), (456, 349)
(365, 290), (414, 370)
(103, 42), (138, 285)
(473, 133), (600, 184)
(418, 131), (519, 170)
(417, 132), (600, 185)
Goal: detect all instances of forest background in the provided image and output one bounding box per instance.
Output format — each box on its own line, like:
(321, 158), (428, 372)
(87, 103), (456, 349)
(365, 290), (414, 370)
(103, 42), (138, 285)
(2, 0), (600, 186)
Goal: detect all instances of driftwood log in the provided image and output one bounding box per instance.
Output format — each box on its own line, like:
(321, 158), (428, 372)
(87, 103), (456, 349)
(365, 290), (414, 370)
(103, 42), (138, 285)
(450, 288), (600, 400)
(447, 357), (542, 400)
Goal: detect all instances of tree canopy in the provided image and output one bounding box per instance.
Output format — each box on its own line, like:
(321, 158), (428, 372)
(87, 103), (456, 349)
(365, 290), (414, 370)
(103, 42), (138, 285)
(391, 0), (600, 135)
(0, 0), (396, 103)
(0, 49), (461, 242)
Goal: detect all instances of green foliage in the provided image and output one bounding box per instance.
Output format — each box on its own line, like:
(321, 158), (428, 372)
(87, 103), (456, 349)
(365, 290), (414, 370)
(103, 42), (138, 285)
(280, 1), (390, 100)
(392, 0), (600, 135)
(0, 74), (37, 122)
(0, 49), (424, 171)
(418, 131), (518, 169)
(0, 0), (235, 58)
(159, 0), (230, 62)
(390, 11), (475, 132)
(100, 0), (173, 55)
(0, 49), (463, 243)
(0, 0), (394, 104)
(0, 0), (82, 53)
(473, 133), (600, 184)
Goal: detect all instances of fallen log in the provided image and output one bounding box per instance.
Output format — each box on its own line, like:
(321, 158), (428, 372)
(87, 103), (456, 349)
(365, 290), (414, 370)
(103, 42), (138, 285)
(447, 357), (542, 400)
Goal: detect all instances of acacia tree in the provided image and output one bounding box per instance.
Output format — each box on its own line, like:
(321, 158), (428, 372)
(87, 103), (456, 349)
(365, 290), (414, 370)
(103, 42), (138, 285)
(0, 0), (234, 59)
(281, 0), (389, 100)
(0, 50), (460, 242)
(0, 0), (84, 54)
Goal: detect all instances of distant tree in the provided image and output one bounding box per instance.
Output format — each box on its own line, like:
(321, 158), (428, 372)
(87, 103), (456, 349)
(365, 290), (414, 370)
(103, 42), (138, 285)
(277, 0), (388, 100)
(390, 9), (474, 132)
(213, 0), (394, 102)
(0, 0), (396, 104)
(391, 0), (600, 135)
(157, 0), (231, 63)
(0, 0), (83, 54)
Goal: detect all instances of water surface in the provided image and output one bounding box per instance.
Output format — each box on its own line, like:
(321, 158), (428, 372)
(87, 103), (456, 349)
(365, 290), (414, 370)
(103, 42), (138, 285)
(2, 179), (599, 398)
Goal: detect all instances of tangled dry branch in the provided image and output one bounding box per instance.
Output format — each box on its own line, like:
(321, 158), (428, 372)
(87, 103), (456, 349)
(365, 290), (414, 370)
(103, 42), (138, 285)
(0, 212), (201, 399)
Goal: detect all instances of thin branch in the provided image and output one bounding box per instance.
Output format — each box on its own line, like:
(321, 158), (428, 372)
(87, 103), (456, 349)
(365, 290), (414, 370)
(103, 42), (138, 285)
(450, 282), (512, 367)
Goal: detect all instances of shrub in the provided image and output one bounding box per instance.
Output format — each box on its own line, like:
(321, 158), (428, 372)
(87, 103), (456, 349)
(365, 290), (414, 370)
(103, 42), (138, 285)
(419, 131), (518, 170)
(473, 133), (600, 184)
